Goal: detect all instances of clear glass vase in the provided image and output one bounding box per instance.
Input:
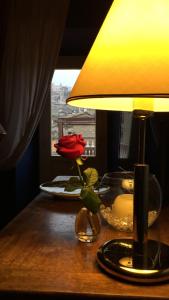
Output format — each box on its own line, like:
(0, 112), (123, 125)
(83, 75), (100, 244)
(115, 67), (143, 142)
(100, 171), (162, 232)
(75, 207), (101, 242)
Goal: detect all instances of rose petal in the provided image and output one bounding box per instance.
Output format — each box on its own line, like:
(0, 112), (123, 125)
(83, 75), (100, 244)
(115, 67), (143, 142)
(57, 144), (85, 159)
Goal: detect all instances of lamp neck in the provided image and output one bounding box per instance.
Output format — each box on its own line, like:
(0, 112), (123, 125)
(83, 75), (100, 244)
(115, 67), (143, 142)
(133, 110), (153, 164)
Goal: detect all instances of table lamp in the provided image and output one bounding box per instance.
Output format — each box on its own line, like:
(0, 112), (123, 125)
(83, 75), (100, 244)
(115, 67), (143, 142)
(66, 0), (169, 283)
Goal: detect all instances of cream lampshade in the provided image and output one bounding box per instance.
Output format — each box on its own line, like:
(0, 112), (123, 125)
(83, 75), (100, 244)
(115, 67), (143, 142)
(67, 0), (169, 112)
(67, 0), (169, 283)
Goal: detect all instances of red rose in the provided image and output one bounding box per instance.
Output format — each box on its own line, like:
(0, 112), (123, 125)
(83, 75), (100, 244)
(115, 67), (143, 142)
(54, 134), (86, 159)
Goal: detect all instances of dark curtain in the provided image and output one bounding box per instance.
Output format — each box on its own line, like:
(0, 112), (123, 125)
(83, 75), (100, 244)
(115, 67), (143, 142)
(0, 0), (69, 169)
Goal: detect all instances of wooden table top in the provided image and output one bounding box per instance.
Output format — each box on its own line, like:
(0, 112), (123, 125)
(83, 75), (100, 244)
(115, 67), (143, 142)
(0, 192), (169, 299)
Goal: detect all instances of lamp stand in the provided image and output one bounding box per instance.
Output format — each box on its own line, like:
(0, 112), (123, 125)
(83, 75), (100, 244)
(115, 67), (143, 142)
(97, 110), (169, 283)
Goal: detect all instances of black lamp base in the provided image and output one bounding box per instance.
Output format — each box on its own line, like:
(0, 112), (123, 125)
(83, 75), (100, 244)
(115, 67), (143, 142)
(97, 239), (169, 283)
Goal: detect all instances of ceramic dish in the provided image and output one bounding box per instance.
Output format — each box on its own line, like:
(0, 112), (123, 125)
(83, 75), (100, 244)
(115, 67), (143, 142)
(40, 176), (109, 199)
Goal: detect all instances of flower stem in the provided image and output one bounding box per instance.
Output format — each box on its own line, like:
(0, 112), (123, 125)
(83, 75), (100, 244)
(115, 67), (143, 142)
(76, 162), (84, 186)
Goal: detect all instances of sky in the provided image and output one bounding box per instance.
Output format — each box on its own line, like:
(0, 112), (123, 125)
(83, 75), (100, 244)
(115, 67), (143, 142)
(52, 69), (80, 88)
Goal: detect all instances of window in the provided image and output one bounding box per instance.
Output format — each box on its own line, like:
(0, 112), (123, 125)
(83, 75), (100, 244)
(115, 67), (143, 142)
(39, 57), (133, 183)
(39, 56), (107, 183)
(119, 112), (132, 159)
(51, 70), (96, 157)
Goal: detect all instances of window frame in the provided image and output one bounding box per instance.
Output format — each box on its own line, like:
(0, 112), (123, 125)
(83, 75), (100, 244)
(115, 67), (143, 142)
(39, 56), (108, 183)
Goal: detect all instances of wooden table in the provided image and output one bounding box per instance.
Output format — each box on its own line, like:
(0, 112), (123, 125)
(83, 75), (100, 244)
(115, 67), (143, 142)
(0, 192), (169, 299)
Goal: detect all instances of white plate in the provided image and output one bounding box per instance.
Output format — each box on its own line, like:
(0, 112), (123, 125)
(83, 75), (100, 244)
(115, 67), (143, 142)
(40, 176), (109, 199)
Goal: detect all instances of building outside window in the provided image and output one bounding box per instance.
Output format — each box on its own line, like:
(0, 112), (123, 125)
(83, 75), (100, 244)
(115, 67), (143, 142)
(51, 69), (96, 156)
(39, 57), (132, 182)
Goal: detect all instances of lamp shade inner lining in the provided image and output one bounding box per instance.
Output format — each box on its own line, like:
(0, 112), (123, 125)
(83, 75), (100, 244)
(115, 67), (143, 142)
(67, 96), (169, 112)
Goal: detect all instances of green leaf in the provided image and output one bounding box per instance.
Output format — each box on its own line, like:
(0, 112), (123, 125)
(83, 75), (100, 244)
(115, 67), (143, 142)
(43, 181), (66, 187)
(83, 168), (99, 187)
(64, 177), (82, 192)
(64, 184), (79, 192)
(80, 187), (101, 214)
(68, 177), (81, 185)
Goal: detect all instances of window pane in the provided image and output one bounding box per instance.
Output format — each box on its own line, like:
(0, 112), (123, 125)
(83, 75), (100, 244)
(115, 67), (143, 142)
(51, 69), (96, 156)
(119, 112), (132, 159)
